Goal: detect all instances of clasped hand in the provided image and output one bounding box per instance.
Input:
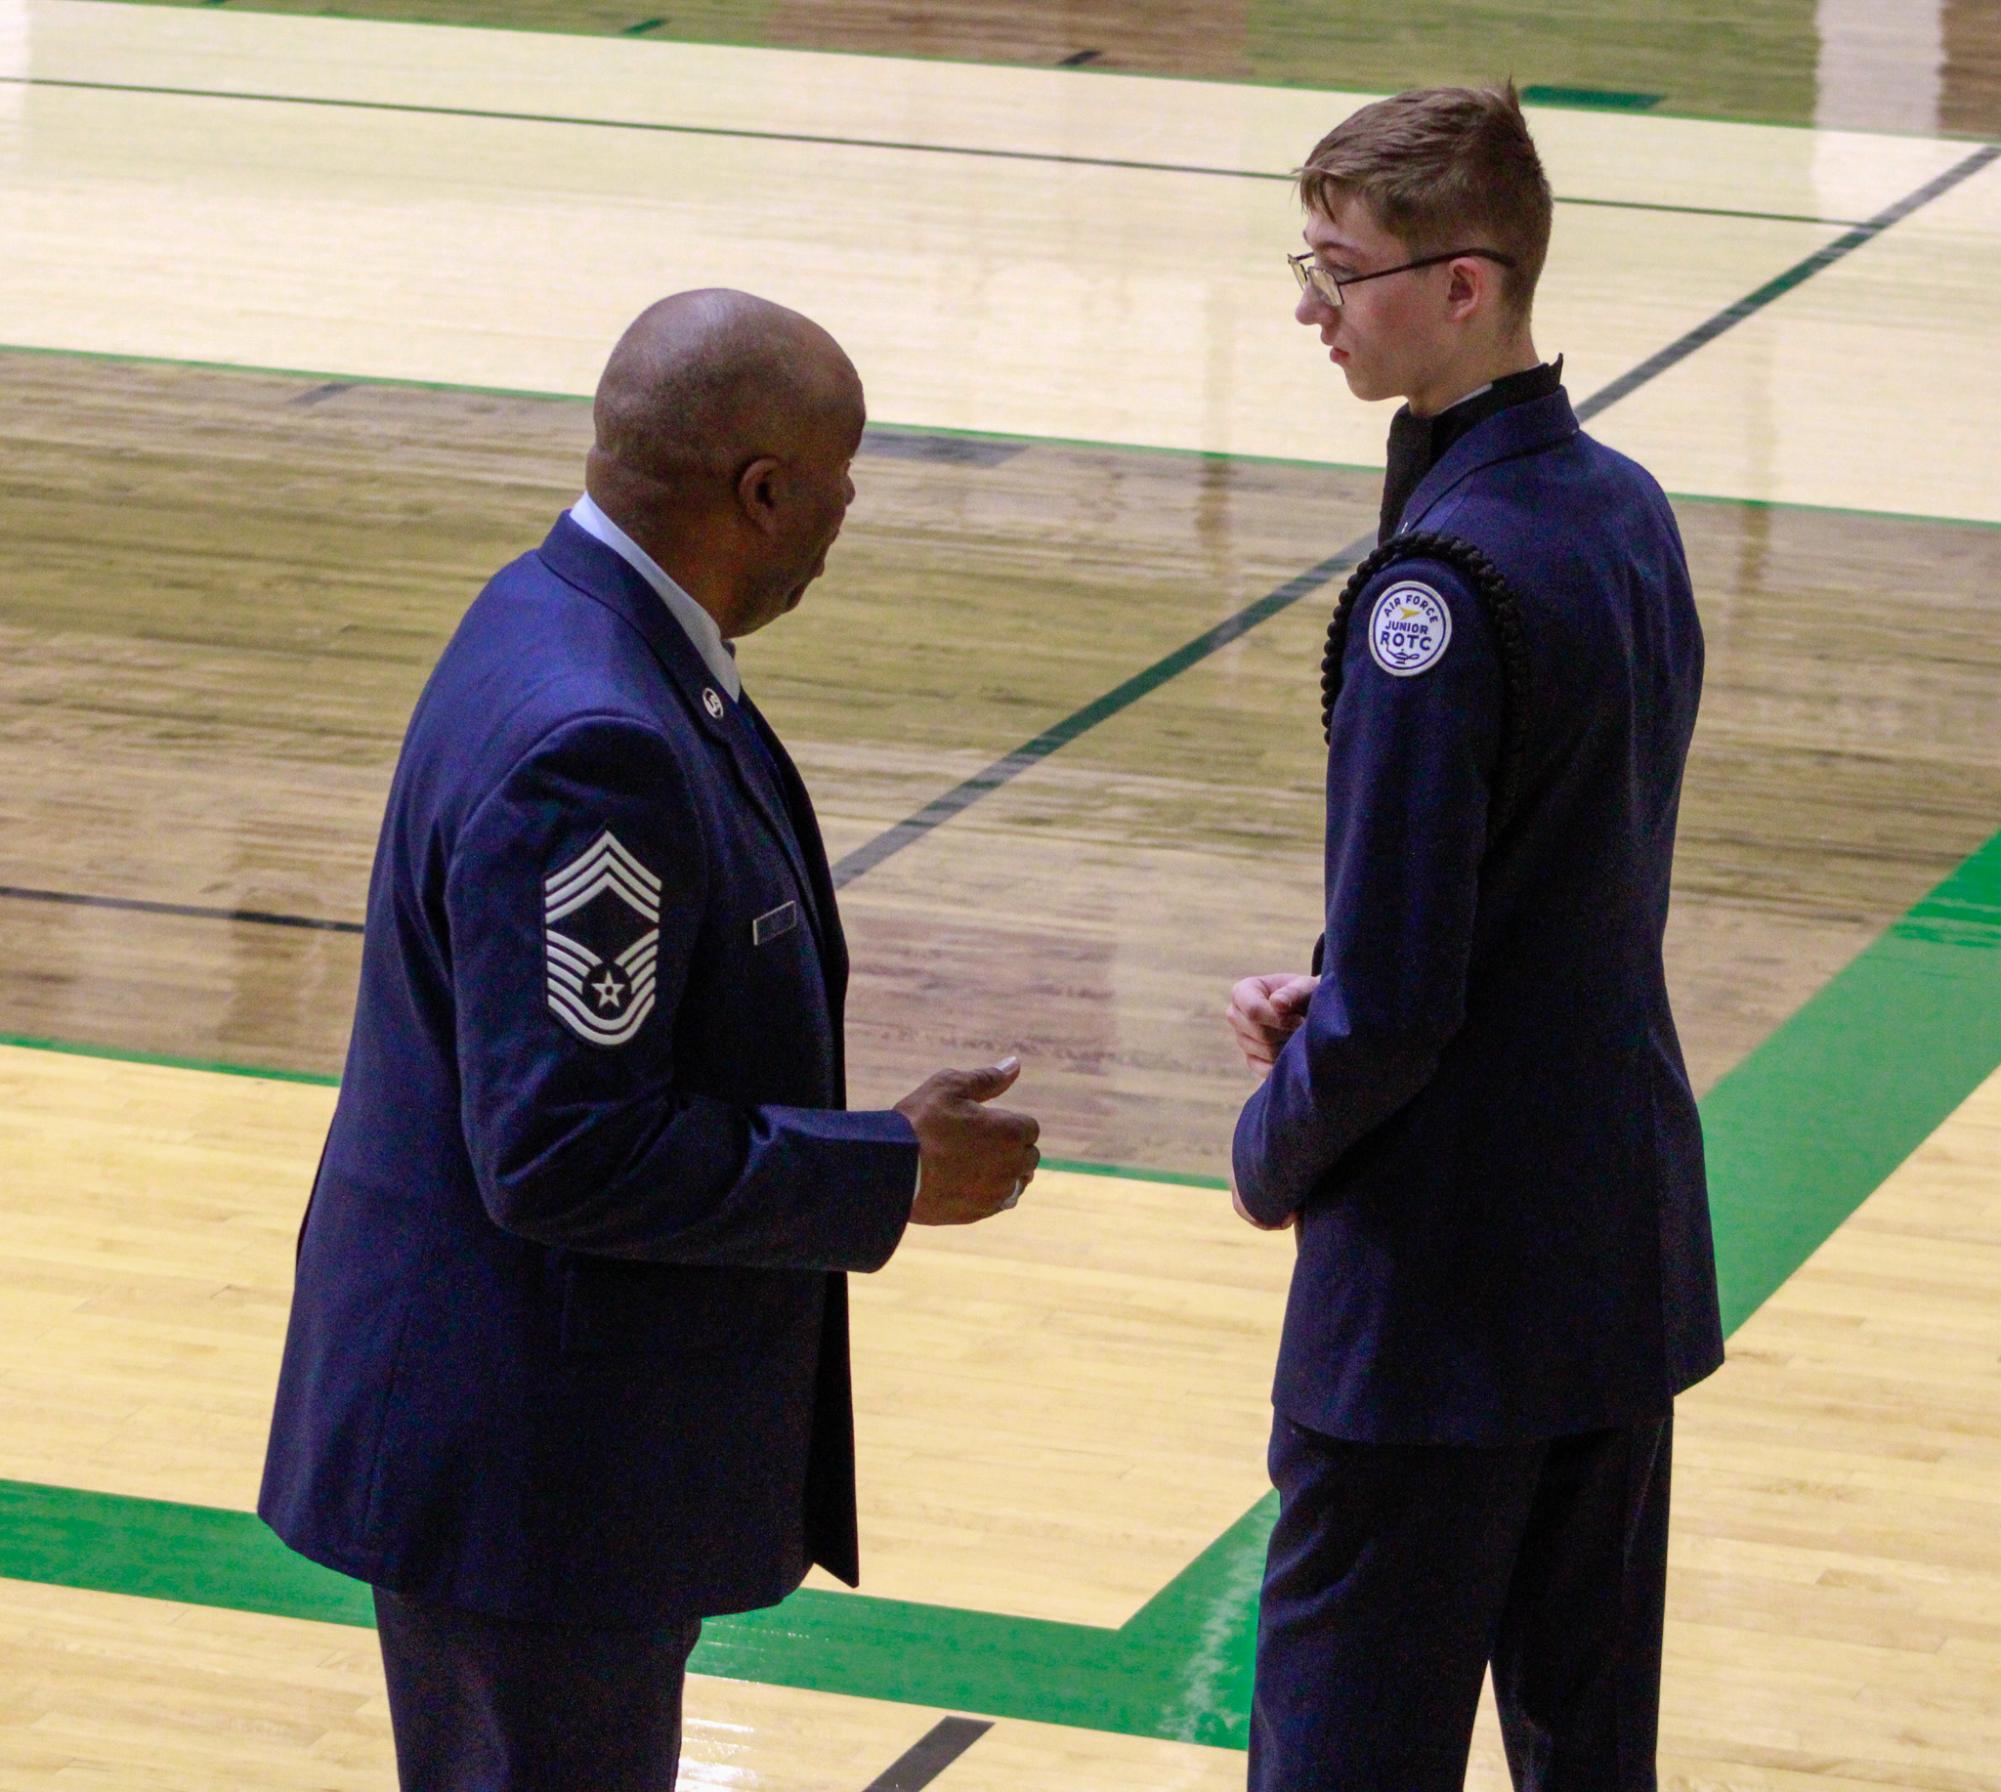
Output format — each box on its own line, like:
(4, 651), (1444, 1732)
(1226, 973), (1316, 1076)
(1224, 973), (1315, 1233)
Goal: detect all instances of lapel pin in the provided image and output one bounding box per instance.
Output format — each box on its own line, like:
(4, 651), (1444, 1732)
(702, 688), (725, 720)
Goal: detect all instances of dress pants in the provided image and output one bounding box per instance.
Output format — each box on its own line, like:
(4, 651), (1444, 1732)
(1249, 1411), (1672, 1792)
(373, 1587), (702, 1792)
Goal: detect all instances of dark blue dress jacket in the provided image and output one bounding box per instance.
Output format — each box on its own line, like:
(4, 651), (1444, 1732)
(260, 515), (920, 1626)
(1233, 389), (1725, 1444)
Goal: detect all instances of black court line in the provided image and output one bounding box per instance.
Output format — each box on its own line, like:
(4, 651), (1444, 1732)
(0, 74), (1866, 229)
(826, 139), (2000, 886)
(1575, 142), (2000, 421)
(831, 548), (1362, 885)
(863, 1717), (993, 1790)
(0, 884), (364, 934)
(2, 143), (1991, 933)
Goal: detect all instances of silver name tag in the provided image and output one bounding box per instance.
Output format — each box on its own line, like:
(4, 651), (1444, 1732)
(753, 901), (799, 945)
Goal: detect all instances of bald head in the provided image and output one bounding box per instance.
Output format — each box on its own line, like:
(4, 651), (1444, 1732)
(581, 291), (866, 641)
(589, 289), (861, 500)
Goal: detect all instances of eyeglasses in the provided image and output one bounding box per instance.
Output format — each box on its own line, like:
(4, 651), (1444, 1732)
(1287, 247), (1517, 309)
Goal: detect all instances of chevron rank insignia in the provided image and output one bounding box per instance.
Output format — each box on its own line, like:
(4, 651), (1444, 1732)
(542, 830), (663, 1047)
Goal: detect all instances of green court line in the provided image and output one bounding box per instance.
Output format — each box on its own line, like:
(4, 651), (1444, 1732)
(0, 1030), (1224, 1188)
(1702, 828), (2001, 1333)
(0, 1031), (340, 1087)
(1520, 84), (1663, 112)
(8, 337), (1997, 533)
(4, 827), (1999, 1745)
(80, 0), (2001, 145)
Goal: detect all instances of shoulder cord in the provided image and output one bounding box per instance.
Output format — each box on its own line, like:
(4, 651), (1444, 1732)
(1320, 529), (1533, 835)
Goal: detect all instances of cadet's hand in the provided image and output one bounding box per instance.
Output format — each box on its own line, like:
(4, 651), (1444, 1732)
(896, 1056), (1041, 1226)
(1232, 1177), (1297, 1233)
(1226, 973), (1316, 1075)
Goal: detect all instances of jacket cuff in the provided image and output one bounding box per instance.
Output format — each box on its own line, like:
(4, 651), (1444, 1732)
(1231, 1083), (1299, 1227)
(843, 1108), (922, 1273)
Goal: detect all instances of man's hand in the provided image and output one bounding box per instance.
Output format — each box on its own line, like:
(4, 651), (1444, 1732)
(1226, 973), (1317, 1076)
(896, 1057), (1041, 1226)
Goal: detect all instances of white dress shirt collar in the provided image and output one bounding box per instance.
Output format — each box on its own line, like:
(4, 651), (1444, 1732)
(568, 492), (741, 701)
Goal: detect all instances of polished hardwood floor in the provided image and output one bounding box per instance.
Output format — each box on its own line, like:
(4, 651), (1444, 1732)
(112, 0), (2001, 135)
(3, 350), (1997, 1168)
(2, 8), (1999, 1789)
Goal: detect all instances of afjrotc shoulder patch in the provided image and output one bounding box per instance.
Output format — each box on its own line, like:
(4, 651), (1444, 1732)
(1366, 580), (1452, 678)
(543, 829), (662, 1047)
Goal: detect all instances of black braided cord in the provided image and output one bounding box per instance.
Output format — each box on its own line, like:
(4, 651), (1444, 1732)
(1320, 530), (1533, 835)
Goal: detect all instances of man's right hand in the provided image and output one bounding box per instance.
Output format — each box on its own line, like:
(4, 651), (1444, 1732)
(895, 1057), (1041, 1225)
(1226, 973), (1317, 1076)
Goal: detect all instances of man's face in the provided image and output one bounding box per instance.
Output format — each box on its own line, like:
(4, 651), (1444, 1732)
(1294, 194), (1454, 406)
(745, 396), (863, 633)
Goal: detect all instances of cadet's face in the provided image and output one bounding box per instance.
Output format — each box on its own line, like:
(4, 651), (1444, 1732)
(1295, 196), (1452, 406)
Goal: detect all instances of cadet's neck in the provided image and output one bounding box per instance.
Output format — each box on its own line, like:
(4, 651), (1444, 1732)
(1407, 337), (1541, 419)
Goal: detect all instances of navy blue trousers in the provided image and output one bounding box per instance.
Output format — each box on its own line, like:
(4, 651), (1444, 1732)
(374, 1587), (702, 1791)
(1250, 1411), (1672, 1792)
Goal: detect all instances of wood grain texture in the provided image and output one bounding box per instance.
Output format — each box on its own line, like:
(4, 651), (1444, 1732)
(0, 1042), (1293, 1628)
(3, 353), (1997, 1169)
(11, 5), (1991, 519)
(1, 1054), (1995, 1788)
(99, 0), (2001, 135)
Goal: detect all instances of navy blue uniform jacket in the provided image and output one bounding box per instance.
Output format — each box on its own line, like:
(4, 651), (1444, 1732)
(260, 515), (921, 1627)
(1233, 389), (1724, 1444)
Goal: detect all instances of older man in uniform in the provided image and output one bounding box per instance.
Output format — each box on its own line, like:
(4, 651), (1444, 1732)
(1225, 88), (1723, 1790)
(261, 290), (1041, 1791)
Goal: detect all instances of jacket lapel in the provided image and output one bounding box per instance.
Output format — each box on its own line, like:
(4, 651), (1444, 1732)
(736, 694), (842, 979)
(1396, 389), (1581, 535)
(536, 515), (827, 944)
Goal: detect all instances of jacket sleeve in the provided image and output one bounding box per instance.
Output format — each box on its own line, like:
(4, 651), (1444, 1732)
(445, 712), (917, 1270)
(1232, 560), (1502, 1223)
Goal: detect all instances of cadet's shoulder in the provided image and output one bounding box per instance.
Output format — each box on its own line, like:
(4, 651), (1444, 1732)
(1567, 428), (1679, 522)
(1340, 536), (1518, 684)
(1350, 559), (1476, 680)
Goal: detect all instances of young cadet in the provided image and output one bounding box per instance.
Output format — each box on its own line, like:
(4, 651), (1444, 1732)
(1224, 87), (1723, 1790)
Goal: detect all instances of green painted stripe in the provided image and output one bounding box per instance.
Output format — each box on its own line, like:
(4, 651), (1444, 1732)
(0, 1032), (1220, 1188)
(0, 1030), (340, 1087)
(0, 1480), (372, 1626)
(1702, 830), (2001, 1332)
(6, 829), (2000, 1746)
(1043, 1156), (1228, 1191)
(1520, 84), (1662, 112)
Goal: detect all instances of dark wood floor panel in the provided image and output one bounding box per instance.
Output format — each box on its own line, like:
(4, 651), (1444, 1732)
(4, 351), (1997, 1172)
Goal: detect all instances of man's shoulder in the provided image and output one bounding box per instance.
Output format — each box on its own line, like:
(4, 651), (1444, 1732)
(404, 551), (705, 812)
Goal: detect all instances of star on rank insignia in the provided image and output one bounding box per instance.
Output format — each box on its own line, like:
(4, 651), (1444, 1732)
(542, 830), (662, 1047)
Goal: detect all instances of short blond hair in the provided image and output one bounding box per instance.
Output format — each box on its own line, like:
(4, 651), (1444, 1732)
(1298, 83), (1552, 317)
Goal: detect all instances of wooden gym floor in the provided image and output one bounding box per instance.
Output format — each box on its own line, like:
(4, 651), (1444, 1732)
(0, 2), (1998, 1787)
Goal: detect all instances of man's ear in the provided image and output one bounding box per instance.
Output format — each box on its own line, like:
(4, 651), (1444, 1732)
(735, 455), (785, 536)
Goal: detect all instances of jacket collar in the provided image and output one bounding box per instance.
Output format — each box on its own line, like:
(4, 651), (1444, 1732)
(535, 514), (823, 927)
(1395, 387), (1581, 535)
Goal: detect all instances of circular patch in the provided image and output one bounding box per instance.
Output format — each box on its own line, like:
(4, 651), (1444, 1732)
(702, 687), (725, 720)
(1367, 581), (1452, 677)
